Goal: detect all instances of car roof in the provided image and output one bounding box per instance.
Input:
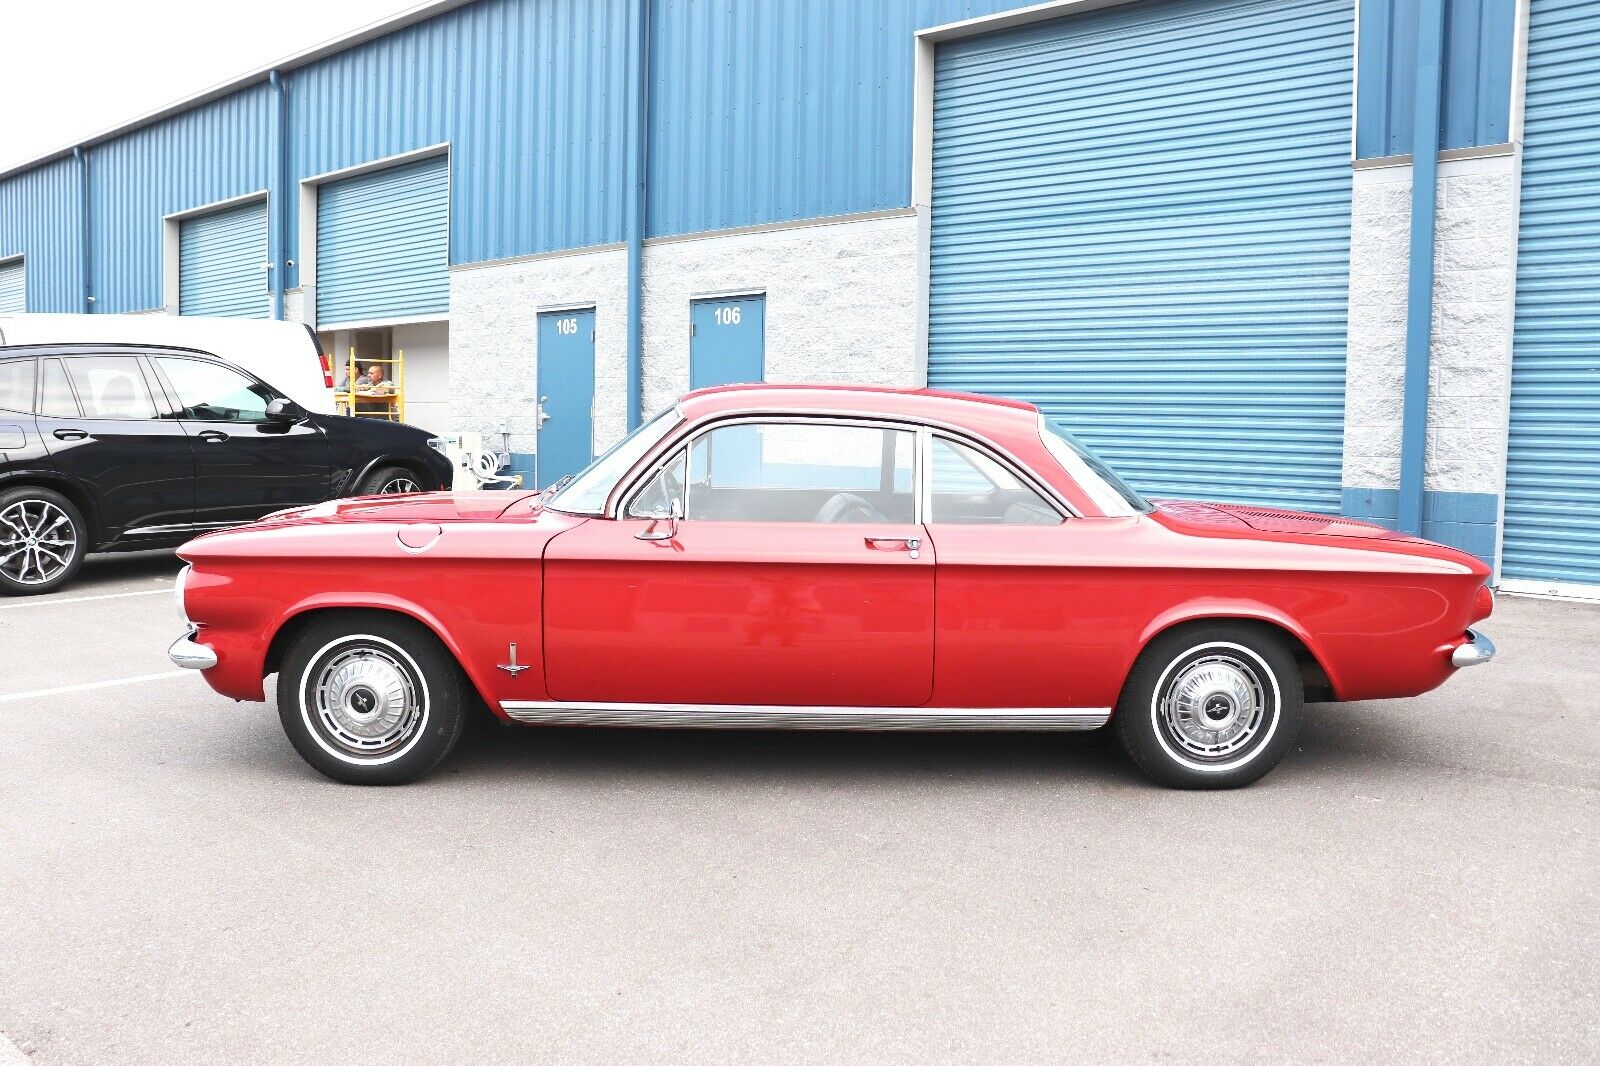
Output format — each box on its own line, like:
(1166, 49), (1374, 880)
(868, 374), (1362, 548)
(677, 383), (1040, 428)
(0, 313), (313, 350)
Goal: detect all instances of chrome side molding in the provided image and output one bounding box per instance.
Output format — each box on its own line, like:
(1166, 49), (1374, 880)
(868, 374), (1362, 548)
(499, 700), (1111, 732)
(1451, 628), (1496, 668)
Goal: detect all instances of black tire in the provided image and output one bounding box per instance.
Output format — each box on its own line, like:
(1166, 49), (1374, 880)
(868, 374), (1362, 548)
(276, 613), (469, 785)
(355, 465), (429, 496)
(0, 486), (89, 596)
(1113, 623), (1303, 789)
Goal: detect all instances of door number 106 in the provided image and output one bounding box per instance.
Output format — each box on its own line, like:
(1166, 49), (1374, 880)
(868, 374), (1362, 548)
(713, 305), (742, 326)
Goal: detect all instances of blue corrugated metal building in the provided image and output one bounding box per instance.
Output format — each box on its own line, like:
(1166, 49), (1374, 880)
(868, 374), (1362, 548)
(1, 0), (1595, 596)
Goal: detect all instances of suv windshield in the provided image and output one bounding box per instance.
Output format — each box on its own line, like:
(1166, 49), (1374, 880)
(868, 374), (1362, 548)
(1038, 417), (1152, 516)
(547, 407), (681, 516)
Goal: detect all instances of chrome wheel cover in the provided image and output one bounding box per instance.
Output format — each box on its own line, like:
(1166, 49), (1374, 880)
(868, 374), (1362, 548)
(0, 499), (78, 586)
(307, 643), (425, 760)
(379, 476), (421, 494)
(1158, 652), (1269, 761)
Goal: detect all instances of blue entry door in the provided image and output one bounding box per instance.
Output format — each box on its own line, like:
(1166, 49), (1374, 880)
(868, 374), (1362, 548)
(536, 308), (597, 488)
(690, 295), (765, 389)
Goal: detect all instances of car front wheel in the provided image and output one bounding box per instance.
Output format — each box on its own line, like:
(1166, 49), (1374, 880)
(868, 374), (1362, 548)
(277, 613), (469, 785)
(0, 487), (87, 596)
(1114, 624), (1303, 789)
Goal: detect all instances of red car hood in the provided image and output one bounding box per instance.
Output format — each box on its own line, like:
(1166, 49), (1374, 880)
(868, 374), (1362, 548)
(1154, 499), (1421, 542)
(258, 490), (543, 525)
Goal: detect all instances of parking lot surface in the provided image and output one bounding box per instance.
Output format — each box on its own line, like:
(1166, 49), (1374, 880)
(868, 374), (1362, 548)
(1, 556), (1596, 1064)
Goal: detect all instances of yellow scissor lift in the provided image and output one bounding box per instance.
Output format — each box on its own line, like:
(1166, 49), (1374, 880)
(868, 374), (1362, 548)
(337, 348), (407, 422)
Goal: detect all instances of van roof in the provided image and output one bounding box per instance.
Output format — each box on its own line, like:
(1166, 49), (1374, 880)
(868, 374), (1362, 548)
(0, 313), (315, 350)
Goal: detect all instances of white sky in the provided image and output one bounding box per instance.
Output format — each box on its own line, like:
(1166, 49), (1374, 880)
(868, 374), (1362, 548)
(0, 0), (418, 173)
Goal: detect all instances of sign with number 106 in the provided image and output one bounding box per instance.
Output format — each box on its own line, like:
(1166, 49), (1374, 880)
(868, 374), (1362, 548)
(713, 305), (741, 327)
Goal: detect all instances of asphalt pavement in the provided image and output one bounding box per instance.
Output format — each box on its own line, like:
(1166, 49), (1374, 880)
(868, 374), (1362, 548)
(1, 554), (1596, 1064)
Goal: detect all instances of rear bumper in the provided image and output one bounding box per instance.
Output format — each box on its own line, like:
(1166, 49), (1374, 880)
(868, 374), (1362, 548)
(1451, 628), (1496, 668)
(168, 627), (218, 670)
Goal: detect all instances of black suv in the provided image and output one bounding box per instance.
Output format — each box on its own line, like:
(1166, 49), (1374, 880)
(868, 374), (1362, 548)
(0, 344), (454, 594)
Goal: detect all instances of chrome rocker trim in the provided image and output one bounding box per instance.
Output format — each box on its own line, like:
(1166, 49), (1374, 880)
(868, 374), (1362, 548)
(499, 701), (1112, 731)
(168, 628), (218, 670)
(1451, 628), (1496, 668)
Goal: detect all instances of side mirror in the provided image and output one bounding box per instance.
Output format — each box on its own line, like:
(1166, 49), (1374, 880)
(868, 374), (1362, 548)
(265, 398), (303, 422)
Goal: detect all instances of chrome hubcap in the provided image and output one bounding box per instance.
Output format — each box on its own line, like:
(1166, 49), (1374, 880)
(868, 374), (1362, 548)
(310, 645), (423, 758)
(1160, 654), (1267, 760)
(0, 500), (77, 586)
(380, 477), (421, 494)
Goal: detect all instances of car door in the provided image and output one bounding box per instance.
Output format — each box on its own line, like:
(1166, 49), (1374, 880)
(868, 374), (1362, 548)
(36, 353), (196, 541)
(542, 418), (935, 707)
(150, 354), (331, 528)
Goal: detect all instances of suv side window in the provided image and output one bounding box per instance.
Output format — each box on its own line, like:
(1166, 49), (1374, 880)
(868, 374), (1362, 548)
(0, 359), (34, 414)
(38, 359), (80, 418)
(61, 356), (158, 420)
(155, 357), (276, 423)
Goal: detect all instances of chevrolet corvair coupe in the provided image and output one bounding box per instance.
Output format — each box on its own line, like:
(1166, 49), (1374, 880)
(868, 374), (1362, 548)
(170, 385), (1495, 788)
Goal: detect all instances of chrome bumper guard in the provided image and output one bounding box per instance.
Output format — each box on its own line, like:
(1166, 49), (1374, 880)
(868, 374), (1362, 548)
(1451, 628), (1496, 668)
(168, 627), (217, 670)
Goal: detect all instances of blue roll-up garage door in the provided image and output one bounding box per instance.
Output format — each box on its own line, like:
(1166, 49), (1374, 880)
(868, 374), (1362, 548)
(316, 155), (449, 326)
(1503, 0), (1600, 591)
(0, 259), (23, 313)
(927, 0), (1353, 511)
(179, 200), (267, 318)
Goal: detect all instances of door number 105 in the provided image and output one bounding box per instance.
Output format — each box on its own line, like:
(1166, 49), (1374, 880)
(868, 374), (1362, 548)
(555, 317), (579, 335)
(712, 305), (742, 326)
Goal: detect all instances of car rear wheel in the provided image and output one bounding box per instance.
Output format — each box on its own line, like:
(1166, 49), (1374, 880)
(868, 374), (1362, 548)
(0, 487), (87, 596)
(277, 614), (469, 785)
(1113, 624), (1303, 789)
(355, 465), (427, 495)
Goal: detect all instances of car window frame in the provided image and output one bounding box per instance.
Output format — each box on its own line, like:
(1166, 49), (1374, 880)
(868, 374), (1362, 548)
(924, 430), (1067, 527)
(616, 413), (1077, 526)
(147, 352), (285, 425)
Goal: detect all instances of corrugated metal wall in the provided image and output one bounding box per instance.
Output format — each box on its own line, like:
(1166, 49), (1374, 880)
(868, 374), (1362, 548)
(927, 0), (1353, 511)
(285, 0), (633, 288)
(0, 158), (83, 312)
(1355, 0), (1518, 158)
(0, 0), (1528, 305)
(87, 85), (273, 314)
(1502, 0), (1600, 588)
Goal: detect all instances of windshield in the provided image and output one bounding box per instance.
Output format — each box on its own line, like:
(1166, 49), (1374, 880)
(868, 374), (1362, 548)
(1038, 417), (1153, 516)
(547, 407), (681, 515)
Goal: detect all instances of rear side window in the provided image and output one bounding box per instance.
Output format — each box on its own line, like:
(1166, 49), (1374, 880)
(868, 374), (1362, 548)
(0, 359), (34, 414)
(62, 357), (158, 420)
(38, 359), (79, 418)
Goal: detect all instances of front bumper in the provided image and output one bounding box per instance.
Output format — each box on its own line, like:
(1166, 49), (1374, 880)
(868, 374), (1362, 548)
(168, 627), (218, 670)
(1451, 627), (1496, 668)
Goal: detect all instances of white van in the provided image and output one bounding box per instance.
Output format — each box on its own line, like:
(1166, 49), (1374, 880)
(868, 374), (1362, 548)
(0, 314), (337, 414)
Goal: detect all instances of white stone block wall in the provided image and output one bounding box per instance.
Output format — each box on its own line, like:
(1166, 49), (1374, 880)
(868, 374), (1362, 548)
(639, 211), (921, 421)
(448, 245), (628, 457)
(1342, 153), (1521, 497)
(447, 211), (921, 461)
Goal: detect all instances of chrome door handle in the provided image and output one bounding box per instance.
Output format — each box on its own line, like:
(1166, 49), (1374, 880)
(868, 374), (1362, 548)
(198, 430), (230, 443)
(52, 428), (89, 441)
(865, 536), (921, 560)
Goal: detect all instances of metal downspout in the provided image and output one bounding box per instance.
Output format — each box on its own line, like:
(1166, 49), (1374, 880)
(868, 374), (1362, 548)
(625, 0), (651, 431)
(268, 70), (287, 321)
(1397, 0), (1449, 536)
(74, 147), (92, 312)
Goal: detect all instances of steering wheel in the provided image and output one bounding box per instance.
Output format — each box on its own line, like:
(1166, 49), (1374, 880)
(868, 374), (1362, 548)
(814, 492), (888, 524)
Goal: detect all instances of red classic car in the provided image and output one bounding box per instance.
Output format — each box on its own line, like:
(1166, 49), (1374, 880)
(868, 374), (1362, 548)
(170, 385), (1495, 788)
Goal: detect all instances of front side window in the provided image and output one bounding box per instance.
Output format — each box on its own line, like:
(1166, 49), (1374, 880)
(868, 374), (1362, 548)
(156, 357), (275, 423)
(0, 359), (34, 414)
(684, 421), (914, 523)
(548, 407), (680, 516)
(626, 449), (687, 519)
(928, 436), (1061, 525)
(38, 359), (78, 418)
(62, 357), (157, 420)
